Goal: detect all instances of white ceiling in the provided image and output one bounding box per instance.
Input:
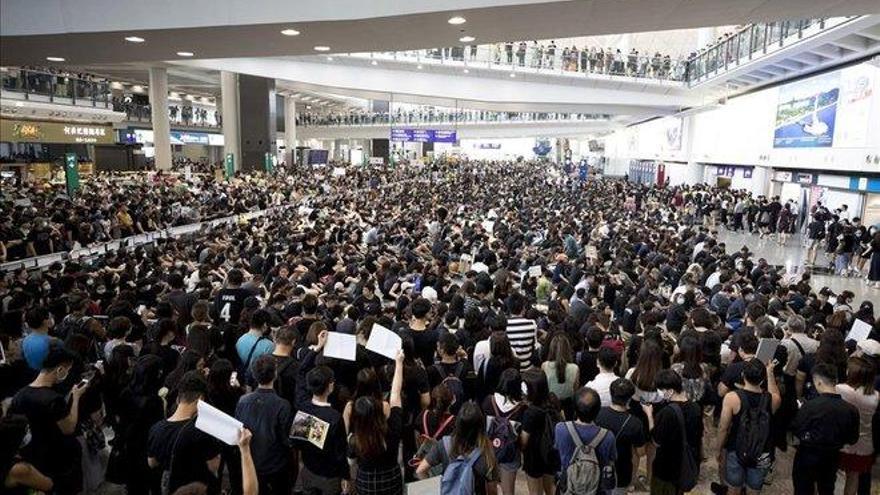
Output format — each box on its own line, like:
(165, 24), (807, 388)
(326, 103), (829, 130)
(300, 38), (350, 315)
(1, 0), (878, 65)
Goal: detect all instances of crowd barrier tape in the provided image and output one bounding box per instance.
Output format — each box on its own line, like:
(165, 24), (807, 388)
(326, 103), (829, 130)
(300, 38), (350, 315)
(1, 177), (426, 273)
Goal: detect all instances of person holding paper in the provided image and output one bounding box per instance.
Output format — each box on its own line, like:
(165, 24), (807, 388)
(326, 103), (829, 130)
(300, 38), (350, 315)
(349, 349), (405, 494)
(147, 371), (222, 494)
(235, 355), (293, 495)
(294, 330), (350, 495)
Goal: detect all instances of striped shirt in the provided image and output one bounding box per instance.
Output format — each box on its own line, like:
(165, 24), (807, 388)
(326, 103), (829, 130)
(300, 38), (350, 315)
(506, 317), (537, 370)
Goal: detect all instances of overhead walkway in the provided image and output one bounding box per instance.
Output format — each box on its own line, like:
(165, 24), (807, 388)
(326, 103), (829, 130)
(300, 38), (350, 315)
(181, 57), (704, 123)
(686, 15), (880, 94)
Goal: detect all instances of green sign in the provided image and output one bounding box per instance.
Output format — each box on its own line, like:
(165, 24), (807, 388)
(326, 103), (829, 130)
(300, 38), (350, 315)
(64, 153), (80, 196)
(224, 153), (235, 180)
(263, 152), (274, 174)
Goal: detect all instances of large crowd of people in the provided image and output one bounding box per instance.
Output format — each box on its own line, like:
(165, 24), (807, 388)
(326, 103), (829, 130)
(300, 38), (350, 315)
(410, 43), (686, 80)
(0, 161), (878, 495)
(295, 110), (608, 127)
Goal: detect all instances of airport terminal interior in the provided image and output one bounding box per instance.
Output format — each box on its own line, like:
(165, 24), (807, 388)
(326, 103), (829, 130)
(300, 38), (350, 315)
(2, 1), (880, 494)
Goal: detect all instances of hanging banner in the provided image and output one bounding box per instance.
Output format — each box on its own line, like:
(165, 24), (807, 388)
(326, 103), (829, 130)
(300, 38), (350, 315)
(64, 153), (80, 196)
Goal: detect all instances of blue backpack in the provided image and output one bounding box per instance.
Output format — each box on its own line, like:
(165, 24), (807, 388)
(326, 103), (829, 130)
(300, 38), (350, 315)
(440, 437), (482, 495)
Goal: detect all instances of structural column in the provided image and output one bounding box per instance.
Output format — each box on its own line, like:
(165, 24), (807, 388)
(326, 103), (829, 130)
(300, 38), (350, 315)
(148, 67), (172, 170)
(220, 71), (241, 172)
(238, 74), (276, 171)
(284, 96), (297, 166)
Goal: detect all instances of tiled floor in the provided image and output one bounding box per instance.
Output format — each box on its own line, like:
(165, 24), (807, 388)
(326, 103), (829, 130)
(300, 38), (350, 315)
(717, 229), (880, 308)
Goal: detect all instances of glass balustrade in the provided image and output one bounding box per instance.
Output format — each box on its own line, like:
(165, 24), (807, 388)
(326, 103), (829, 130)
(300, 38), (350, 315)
(296, 111), (611, 127)
(0, 67), (110, 107)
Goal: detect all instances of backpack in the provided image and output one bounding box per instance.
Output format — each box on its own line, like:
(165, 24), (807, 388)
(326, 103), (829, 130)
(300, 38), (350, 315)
(534, 408), (561, 473)
(440, 438), (482, 495)
(734, 391), (771, 468)
(434, 361), (468, 412)
(409, 411), (456, 475)
(559, 422), (608, 495)
(54, 314), (92, 341)
(670, 404), (699, 491)
(487, 400), (522, 464)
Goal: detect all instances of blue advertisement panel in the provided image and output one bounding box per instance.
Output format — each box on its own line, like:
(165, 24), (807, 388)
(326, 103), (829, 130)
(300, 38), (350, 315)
(390, 128), (457, 143)
(773, 72), (839, 148)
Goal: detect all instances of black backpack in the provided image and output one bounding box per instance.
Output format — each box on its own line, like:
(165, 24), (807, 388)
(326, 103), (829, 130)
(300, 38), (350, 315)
(734, 391), (771, 468)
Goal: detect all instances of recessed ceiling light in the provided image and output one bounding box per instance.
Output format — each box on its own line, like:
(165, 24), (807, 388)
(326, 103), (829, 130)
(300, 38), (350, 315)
(326, 56), (334, 61)
(463, 69), (469, 74)
(280, 29), (300, 36)
(417, 64), (423, 69)
(125, 36), (145, 43)
(46, 56), (65, 62)
(371, 60), (378, 65)
(509, 73), (516, 78)
(459, 36), (476, 43)
(176, 51), (194, 57)
(314, 46), (331, 52)
(448, 16), (466, 25)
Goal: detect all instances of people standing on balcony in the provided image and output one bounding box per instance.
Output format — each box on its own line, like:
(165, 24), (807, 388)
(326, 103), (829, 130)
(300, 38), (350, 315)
(517, 42), (527, 67)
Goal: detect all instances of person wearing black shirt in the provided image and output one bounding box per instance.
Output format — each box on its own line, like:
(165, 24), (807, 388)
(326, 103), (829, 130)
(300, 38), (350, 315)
(596, 378), (647, 493)
(271, 326), (299, 406)
(294, 331), (350, 495)
(790, 363), (860, 495)
(349, 344), (405, 494)
(397, 297), (438, 368)
(147, 371), (222, 494)
(715, 359), (781, 494)
(215, 269), (253, 325)
(642, 370), (703, 495)
(578, 327), (603, 385)
(10, 345), (87, 495)
(427, 332), (475, 407)
(235, 355), (293, 495)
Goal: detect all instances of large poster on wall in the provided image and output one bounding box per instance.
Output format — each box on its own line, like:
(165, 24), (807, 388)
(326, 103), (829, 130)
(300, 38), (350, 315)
(834, 64), (876, 148)
(773, 71), (840, 148)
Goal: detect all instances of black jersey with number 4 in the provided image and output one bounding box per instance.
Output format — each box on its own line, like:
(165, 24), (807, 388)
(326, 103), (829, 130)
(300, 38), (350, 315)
(214, 287), (253, 324)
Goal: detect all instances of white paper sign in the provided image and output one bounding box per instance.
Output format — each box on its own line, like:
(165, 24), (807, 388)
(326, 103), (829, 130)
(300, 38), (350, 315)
(482, 220), (495, 234)
(332, 167), (346, 177)
(755, 338), (780, 365)
(324, 332), (357, 361)
(847, 319), (873, 343)
(528, 265), (542, 277)
(196, 399), (243, 446)
(366, 324), (402, 360)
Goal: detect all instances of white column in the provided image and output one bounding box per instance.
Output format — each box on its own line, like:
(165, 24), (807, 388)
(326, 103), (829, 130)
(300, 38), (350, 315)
(284, 96), (297, 166)
(220, 71), (240, 171)
(148, 67), (171, 170)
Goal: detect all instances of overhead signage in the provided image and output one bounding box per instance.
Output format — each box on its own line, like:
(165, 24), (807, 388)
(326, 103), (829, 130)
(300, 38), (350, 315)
(390, 128), (457, 143)
(0, 118), (114, 144)
(126, 129), (224, 146)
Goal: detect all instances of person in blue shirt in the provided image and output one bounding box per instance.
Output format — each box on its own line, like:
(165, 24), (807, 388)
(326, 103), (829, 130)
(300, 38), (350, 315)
(22, 306), (55, 371)
(235, 310), (275, 375)
(554, 387), (617, 494)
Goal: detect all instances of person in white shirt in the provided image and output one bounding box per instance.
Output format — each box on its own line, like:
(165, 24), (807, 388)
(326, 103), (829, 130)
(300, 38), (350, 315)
(835, 356), (879, 495)
(586, 347), (620, 407)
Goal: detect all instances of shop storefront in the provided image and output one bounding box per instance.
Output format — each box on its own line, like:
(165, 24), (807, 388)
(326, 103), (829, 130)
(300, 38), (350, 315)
(0, 118), (115, 181)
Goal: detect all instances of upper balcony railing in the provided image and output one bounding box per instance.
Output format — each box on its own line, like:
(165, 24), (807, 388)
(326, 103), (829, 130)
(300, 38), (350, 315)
(344, 45), (688, 83)
(296, 110), (611, 127)
(684, 17), (856, 85)
(0, 67), (111, 108)
(112, 100), (222, 129)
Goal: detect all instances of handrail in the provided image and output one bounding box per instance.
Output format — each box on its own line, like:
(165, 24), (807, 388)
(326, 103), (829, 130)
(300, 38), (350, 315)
(342, 45), (688, 82)
(1, 67), (111, 107)
(296, 112), (611, 127)
(684, 16), (857, 84)
(0, 177), (425, 273)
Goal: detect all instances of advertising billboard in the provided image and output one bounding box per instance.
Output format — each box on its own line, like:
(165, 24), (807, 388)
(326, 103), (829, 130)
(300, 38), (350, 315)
(773, 71), (839, 148)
